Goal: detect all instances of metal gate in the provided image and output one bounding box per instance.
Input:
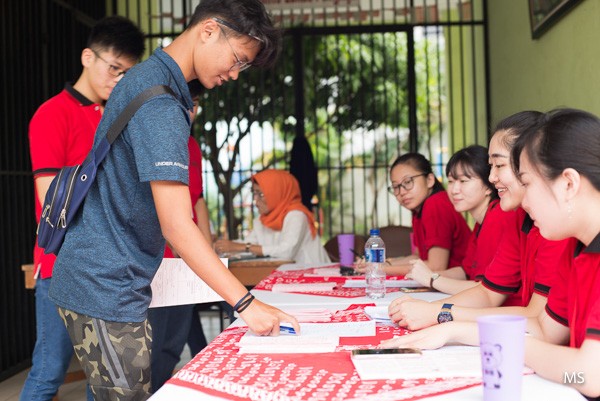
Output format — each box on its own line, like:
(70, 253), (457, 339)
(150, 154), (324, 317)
(117, 0), (488, 241)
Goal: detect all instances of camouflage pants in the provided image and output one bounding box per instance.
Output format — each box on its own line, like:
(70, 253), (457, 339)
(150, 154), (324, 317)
(58, 307), (152, 401)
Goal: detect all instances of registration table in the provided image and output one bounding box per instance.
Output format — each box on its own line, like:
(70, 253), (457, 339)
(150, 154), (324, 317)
(150, 263), (586, 401)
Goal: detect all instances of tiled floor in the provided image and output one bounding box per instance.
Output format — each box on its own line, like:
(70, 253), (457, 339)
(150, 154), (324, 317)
(0, 311), (226, 401)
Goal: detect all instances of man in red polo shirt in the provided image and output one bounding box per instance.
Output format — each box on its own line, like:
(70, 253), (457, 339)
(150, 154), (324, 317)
(22, 16), (144, 401)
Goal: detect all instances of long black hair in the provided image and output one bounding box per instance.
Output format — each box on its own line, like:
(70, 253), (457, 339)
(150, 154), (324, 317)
(517, 108), (600, 191)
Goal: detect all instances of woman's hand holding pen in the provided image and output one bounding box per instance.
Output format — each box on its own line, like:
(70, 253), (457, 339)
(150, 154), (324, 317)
(350, 248), (368, 273)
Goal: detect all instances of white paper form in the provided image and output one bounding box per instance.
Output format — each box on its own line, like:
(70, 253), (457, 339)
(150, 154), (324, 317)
(352, 345), (483, 380)
(343, 279), (423, 288)
(271, 282), (337, 292)
(237, 321), (376, 354)
(149, 258), (227, 308)
(364, 306), (394, 325)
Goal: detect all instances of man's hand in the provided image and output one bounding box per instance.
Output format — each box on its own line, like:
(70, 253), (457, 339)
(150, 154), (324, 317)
(239, 298), (301, 336)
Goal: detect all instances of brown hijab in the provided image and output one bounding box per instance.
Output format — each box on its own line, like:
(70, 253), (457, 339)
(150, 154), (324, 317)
(252, 170), (317, 238)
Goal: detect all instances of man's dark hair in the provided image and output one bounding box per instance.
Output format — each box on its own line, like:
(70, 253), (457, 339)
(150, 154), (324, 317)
(88, 16), (145, 60)
(187, 0), (281, 69)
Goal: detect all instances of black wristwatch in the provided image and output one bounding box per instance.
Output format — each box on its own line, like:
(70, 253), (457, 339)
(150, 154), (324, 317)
(437, 303), (454, 324)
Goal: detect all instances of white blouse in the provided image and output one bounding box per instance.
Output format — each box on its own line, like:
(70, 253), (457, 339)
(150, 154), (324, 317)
(246, 210), (331, 265)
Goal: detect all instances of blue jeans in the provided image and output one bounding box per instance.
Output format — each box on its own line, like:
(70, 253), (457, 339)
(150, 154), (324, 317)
(148, 305), (194, 393)
(20, 278), (93, 401)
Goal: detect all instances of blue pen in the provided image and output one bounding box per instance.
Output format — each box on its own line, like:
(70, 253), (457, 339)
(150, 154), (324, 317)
(280, 325), (297, 335)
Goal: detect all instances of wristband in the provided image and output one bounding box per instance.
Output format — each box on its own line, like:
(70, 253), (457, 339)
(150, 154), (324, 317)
(236, 295), (255, 313)
(233, 292), (255, 314)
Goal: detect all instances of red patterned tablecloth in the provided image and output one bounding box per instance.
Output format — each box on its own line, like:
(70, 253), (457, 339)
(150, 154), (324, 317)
(253, 267), (410, 298)
(168, 305), (481, 401)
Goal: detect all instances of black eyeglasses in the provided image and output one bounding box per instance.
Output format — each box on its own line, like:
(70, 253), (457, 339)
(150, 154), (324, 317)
(387, 173), (427, 194)
(92, 49), (127, 78)
(212, 17), (263, 72)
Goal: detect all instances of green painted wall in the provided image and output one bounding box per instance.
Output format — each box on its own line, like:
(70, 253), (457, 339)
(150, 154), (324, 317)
(488, 0), (600, 124)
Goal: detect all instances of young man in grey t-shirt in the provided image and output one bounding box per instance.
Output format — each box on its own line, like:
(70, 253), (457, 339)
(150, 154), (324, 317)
(49, 1), (299, 399)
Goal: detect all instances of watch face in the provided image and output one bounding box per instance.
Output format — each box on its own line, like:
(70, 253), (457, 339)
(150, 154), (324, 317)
(437, 311), (453, 324)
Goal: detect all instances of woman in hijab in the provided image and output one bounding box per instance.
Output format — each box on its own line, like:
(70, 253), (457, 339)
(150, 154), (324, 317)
(215, 169), (330, 264)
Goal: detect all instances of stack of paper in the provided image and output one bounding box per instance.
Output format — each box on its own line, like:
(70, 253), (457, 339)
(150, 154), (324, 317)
(364, 306), (393, 325)
(271, 282), (337, 293)
(149, 258), (226, 308)
(238, 335), (338, 354)
(237, 321), (376, 354)
(342, 279), (423, 288)
(351, 346), (483, 380)
(304, 267), (343, 277)
(283, 308), (333, 323)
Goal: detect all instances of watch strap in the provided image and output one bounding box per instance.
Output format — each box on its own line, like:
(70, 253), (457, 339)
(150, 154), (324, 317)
(429, 273), (440, 289)
(437, 303), (454, 324)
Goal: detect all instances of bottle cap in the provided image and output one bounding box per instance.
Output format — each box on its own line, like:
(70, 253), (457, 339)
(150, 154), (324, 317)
(369, 228), (380, 236)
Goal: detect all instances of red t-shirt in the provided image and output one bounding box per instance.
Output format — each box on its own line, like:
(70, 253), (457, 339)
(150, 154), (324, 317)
(483, 208), (577, 306)
(29, 84), (102, 279)
(163, 136), (204, 258)
(411, 190), (472, 269)
(461, 199), (508, 281)
(546, 234), (600, 348)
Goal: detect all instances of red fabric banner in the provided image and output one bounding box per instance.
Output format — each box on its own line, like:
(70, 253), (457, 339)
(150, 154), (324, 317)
(168, 304), (481, 400)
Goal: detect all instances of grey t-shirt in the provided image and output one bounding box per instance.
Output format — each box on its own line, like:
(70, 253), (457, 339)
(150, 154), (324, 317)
(50, 48), (194, 322)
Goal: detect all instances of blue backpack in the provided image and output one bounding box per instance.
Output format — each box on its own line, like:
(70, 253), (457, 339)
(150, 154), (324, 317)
(37, 85), (175, 255)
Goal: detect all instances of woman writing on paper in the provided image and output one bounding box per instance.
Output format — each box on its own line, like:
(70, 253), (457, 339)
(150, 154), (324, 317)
(215, 169), (330, 265)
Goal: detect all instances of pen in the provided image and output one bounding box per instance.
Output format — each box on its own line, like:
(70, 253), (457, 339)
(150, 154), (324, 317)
(279, 325), (297, 335)
(350, 248), (364, 259)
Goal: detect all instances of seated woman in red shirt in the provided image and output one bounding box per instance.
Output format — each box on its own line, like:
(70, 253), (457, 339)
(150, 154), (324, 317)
(406, 145), (506, 295)
(386, 111), (576, 330)
(356, 153), (471, 276)
(518, 109), (600, 399)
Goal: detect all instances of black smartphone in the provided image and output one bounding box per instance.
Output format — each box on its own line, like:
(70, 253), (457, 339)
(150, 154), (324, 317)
(351, 348), (422, 358)
(340, 265), (358, 276)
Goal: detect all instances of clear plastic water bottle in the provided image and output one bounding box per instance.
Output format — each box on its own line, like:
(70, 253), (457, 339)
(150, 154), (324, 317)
(365, 228), (386, 299)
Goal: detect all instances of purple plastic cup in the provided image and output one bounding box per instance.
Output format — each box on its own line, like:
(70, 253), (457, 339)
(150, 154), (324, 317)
(337, 234), (355, 267)
(477, 315), (527, 401)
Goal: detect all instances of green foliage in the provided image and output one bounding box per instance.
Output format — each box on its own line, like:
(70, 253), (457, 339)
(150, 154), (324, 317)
(196, 29), (446, 240)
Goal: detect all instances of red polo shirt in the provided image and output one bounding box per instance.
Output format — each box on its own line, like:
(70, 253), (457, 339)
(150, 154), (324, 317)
(29, 84), (102, 279)
(461, 199), (509, 281)
(412, 190), (472, 269)
(483, 208), (577, 306)
(164, 136), (204, 258)
(546, 233), (600, 348)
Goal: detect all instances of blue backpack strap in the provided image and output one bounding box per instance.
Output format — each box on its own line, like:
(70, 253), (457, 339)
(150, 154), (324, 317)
(94, 85), (177, 162)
